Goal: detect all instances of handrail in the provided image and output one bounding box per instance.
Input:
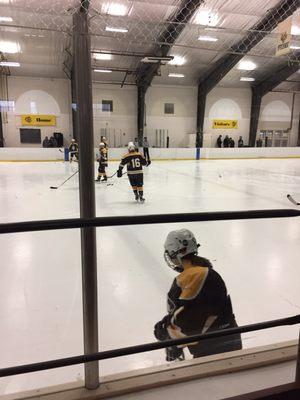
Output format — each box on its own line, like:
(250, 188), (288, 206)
(1, 314), (299, 378)
(0, 209), (299, 234)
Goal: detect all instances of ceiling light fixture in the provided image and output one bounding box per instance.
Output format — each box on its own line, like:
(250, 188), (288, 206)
(168, 55), (186, 66)
(194, 10), (219, 26)
(240, 77), (255, 81)
(0, 41), (20, 53)
(0, 16), (13, 22)
(105, 26), (128, 33)
(94, 69), (112, 73)
(291, 25), (300, 36)
(0, 61), (20, 67)
(102, 3), (128, 16)
(93, 52), (113, 60)
(141, 56), (173, 64)
(168, 73), (185, 78)
(198, 35), (218, 42)
(237, 60), (257, 71)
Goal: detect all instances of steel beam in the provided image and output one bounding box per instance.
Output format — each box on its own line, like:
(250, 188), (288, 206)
(248, 54), (300, 146)
(137, 0), (204, 89)
(196, 0), (300, 144)
(73, 0), (99, 390)
(249, 90), (262, 147)
(136, 0), (205, 137)
(196, 90), (206, 147)
(137, 86), (146, 145)
(253, 58), (300, 97)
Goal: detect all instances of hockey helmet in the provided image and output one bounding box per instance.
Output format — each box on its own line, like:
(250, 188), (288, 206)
(164, 229), (200, 272)
(128, 141), (136, 151)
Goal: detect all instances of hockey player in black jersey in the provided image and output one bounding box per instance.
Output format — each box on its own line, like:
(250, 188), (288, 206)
(95, 142), (108, 182)
(68, 139), (78, 162)
(117, 142), (149, 202)
(154, 229), (242, 361)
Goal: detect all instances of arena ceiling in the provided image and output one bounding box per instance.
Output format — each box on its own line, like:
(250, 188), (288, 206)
(0, 0), (299, 91)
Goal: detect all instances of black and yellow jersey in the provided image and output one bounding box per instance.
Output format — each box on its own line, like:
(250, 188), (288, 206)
(103, 142), (109, 154)
(69, 143), (78, 152)
(119, 151), (147, 175)
(166, 256), (232, 339)
(98, 148), (108, 166)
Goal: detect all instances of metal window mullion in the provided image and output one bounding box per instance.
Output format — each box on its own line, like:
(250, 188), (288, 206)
(73, 2), (99, 390)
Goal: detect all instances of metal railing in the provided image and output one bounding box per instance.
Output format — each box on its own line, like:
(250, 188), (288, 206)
(0, 314), (299, 378)
(0, 209), (299, 234)
(1, 208), (300, 389)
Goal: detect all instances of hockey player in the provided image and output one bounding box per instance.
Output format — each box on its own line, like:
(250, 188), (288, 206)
(117, 142), (149, 202)
(69, 139), (78, 162)
(101, 136), (109, 153)
(154, 229), (242, 361)
(95, 142), (108, 182)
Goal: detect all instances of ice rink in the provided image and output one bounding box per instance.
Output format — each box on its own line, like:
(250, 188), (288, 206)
(1, 158), (300, 395)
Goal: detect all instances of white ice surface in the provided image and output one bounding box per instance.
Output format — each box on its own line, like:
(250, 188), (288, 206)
(0, 159), (300, 395)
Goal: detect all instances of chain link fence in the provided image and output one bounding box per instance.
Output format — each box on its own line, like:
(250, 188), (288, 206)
(0, 0), (299, 85)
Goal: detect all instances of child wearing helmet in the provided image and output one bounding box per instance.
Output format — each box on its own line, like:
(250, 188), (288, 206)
(68, 139), (78, 162)
(95, 142), (108, 182)
(154, 229), (242, 361)
(101, 136), (109, 153)
(117, 141), (148, 202)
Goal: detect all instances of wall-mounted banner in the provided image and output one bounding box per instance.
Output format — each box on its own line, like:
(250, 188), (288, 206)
(21, 114), (56, 126)
(275, 16), (292, 56)
(213, 119), (238, 129)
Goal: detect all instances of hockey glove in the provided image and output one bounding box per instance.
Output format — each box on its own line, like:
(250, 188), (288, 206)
(154, 315), (171, 341)
(166, 346), (185, 362)
(147, 160), (151, 166)
(117, 168), (123, 178)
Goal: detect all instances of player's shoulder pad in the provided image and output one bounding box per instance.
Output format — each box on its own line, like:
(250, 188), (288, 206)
(176, 267), (209, 301)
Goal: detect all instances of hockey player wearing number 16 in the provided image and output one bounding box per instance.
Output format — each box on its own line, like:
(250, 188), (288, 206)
(117, 142), (150, 202)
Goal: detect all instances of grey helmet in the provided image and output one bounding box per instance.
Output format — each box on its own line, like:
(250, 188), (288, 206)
(164, 229), (200, 272)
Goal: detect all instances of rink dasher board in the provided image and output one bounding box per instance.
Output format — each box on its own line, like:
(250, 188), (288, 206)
(2, 340), (298, 400)
(1, 146), (300, 162)
(1, 156), (300, 162)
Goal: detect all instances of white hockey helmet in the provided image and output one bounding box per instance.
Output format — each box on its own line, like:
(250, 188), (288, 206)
(164, 229), (200, 272)
(128, 141), (136, 151)
(99, 142), (105, 148)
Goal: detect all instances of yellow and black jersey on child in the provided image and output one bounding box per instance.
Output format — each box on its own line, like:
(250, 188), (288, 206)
(119, 151), (147, 175)
(103, 142), (109, 155)
(166, 255), (242, 357)
(69, 143), (78, 153)
(98, 148), (108, 167)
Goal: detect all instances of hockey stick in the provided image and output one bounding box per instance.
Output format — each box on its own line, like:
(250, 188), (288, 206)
(106, 171), (127, 179)
(107, 171), (117, 179)
(287, 194), (300, 206)
(50, 170), (78, 189)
